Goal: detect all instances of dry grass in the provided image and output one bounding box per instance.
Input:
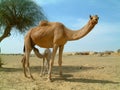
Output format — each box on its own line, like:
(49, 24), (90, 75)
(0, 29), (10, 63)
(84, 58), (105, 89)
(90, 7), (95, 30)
(0, 54), (120, 90)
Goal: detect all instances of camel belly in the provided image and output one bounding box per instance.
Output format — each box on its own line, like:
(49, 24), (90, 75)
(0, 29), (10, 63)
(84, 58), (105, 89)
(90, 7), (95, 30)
(37, 42), (53, 48)
(32, 37), (53, 48)
(32, 37), (67, 48)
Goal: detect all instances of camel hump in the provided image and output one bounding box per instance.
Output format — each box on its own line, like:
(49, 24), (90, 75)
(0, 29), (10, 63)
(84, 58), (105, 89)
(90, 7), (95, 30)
(39, 20), (48, 26)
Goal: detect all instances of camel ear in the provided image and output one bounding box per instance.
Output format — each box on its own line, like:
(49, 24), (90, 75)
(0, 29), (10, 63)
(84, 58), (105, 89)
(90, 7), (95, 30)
(90, 15), (92, 19)
(95, 15), (99, 19)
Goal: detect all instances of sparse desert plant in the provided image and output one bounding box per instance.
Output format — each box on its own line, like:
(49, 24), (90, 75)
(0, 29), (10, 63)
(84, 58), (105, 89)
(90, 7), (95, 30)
(117, 49), (120, 53)
(0, 57), (4, 68)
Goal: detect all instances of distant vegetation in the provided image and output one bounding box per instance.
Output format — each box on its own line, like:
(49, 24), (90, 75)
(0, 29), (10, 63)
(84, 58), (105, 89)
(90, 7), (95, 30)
(1, 50), (120, 57)
(117, 49), (120, 53)
(64, 50), (120, 56)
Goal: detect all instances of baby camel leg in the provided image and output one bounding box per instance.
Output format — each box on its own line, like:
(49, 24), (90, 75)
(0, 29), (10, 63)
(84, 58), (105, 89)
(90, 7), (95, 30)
(41, 57), (50, 76)
(46, 57), (50, 72)
(40, 57), (45, 76)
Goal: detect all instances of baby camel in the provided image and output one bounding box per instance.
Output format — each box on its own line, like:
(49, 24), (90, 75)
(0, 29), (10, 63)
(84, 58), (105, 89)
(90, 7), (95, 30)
(38, 48), (51, 76)
(21, 15), (99, 81)
(22, 47), (51, 78)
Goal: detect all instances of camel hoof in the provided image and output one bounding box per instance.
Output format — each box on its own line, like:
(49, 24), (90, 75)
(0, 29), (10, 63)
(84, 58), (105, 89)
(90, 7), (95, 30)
(47, 78), (53, 82)
(40, 73), (43, 77)
(25, 75), (30, 78)
(30, 75), (35, 80)
(47, 79), (52, 82)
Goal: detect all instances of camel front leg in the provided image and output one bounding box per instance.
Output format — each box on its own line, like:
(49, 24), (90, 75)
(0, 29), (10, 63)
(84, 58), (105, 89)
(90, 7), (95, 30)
(58, 45), (64, 76)
(48, 45), (58, 81)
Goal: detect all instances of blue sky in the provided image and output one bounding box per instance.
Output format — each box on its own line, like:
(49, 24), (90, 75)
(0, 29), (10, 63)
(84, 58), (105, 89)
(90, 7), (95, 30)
(0, 0), (120, 53)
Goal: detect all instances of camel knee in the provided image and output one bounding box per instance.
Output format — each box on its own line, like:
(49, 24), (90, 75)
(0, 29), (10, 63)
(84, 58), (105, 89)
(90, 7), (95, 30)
(21, 55), (25, 63)
(50, 59), (54, 67)
(26, 62), (30, 67)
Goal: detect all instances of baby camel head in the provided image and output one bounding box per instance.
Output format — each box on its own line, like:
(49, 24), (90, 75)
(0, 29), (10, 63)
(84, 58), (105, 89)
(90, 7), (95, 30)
(89, 15), (99, 25)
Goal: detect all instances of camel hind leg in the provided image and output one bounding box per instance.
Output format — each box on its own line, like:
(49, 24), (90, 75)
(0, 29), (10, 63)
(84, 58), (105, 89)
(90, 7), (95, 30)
(22, 36), (34, 79)
(21, 55), (28, 78)
(21, 47), (33, 79)
(25, 47), (34, 79)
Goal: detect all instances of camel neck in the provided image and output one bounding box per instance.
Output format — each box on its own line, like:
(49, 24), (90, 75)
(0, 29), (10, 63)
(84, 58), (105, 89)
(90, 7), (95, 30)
(65, 21), (96, 41)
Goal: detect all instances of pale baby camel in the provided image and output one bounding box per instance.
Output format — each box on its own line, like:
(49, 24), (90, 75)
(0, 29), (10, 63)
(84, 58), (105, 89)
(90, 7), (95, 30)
(21, 15), (99, 81)
(41, 48), (51, 76)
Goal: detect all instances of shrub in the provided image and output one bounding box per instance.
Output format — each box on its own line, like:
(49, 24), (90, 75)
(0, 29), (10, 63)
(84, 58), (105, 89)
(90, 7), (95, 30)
(117, 49), (120, 53)
(0, 57), (4, 68)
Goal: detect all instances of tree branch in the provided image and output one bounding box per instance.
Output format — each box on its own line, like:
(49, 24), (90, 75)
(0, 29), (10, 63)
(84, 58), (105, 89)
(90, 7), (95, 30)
(0, 26), (12, 42)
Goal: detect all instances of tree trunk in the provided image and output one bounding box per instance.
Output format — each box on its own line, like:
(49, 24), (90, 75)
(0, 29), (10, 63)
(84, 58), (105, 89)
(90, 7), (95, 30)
(0, 26), (12, 42)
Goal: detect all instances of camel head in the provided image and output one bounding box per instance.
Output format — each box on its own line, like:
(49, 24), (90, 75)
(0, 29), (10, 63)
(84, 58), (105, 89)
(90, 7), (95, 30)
(89, 15), (99, 25)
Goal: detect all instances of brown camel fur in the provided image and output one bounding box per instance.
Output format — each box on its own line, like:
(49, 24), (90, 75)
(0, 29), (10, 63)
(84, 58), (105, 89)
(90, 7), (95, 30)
(21, 15), (99, 81)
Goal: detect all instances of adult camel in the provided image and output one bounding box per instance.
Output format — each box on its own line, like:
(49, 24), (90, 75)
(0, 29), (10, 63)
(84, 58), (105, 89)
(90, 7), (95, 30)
(21, 15), (99, 81)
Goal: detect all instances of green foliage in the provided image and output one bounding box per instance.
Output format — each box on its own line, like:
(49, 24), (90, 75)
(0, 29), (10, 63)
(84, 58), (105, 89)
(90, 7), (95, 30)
(0, 0), (47, 39)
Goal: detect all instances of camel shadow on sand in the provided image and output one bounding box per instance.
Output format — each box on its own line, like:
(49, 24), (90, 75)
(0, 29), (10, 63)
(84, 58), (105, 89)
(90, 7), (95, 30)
(0, 67), (23, 72)
(55, 76), (119, 84)
(53, 74), (119, 84)
(0, 65), (99, 73)
(52, 66), (119, 84)
(0, 65), (119, 84)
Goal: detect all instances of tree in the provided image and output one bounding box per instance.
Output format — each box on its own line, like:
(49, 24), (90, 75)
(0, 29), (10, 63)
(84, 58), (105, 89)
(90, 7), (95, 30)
(0, 0), (47, 42)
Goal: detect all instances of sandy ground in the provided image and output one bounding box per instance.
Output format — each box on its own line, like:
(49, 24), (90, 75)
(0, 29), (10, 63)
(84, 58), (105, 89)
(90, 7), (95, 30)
(0, 54), (120, 90)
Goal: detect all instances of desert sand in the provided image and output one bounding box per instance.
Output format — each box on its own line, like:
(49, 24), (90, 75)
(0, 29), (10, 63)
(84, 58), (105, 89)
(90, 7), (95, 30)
(0, 54), (120, 90)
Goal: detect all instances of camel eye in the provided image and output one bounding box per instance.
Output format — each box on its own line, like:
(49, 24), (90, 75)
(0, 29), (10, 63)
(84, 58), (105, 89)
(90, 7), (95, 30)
(90, 17), (93, 20)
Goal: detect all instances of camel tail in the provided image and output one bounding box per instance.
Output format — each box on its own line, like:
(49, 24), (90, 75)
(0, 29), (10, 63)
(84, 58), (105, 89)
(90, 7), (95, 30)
(33, 47), (44, 58)
(23, 34), (34, 53)
(22, 35), (43, 58)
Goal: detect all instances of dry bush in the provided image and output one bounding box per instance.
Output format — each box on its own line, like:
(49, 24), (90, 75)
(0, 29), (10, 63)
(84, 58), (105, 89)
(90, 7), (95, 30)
(0, 57), (4, 68)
